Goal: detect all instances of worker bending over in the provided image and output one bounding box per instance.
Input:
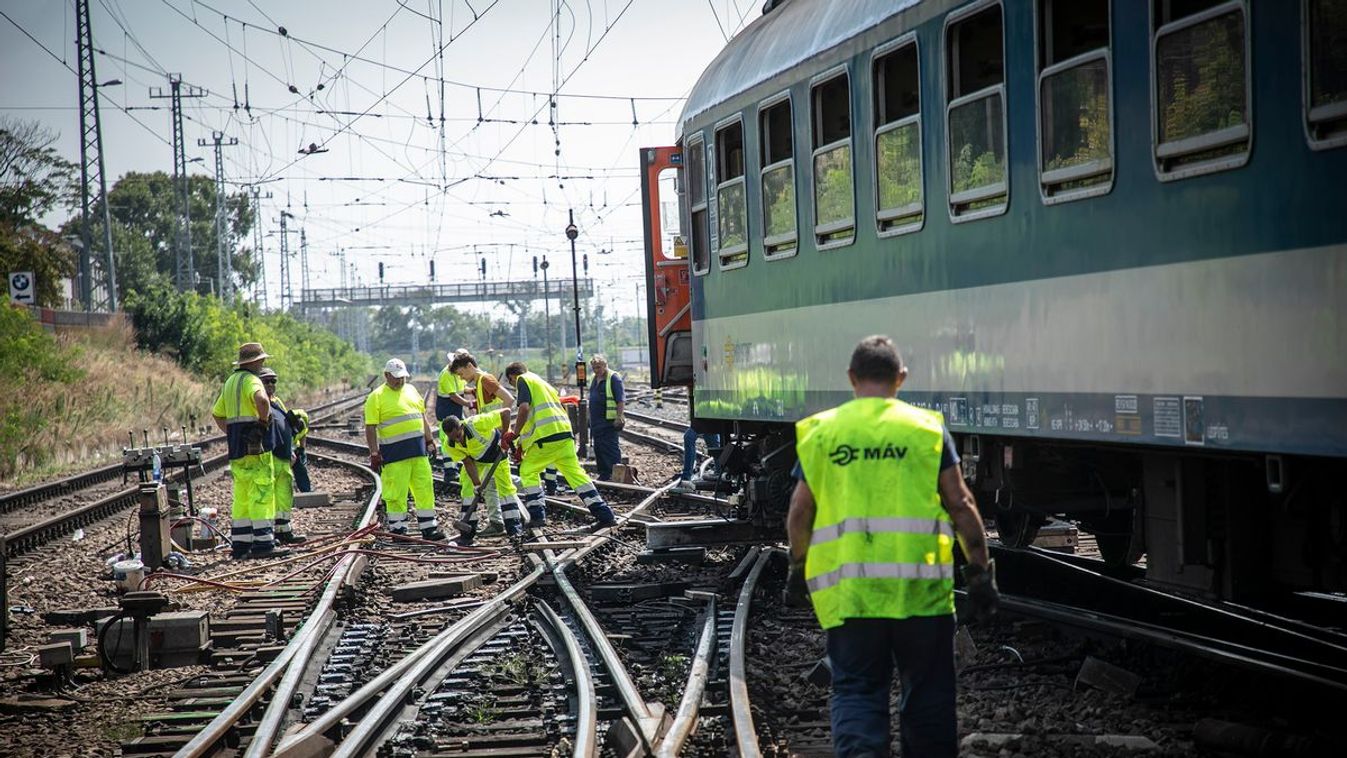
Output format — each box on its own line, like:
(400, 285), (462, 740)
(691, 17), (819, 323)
(786, 335), (999, 758)
(502, 362), (615, 528)
(260, 368), (307, 544)
(365, 358), (446, 540)
(587, 354), (625, 481)
(440, 409), (525, 539)
(210, 343), (283, 559)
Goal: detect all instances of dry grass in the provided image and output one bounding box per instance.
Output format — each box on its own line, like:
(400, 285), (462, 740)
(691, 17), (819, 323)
(2, 316), (216, 486)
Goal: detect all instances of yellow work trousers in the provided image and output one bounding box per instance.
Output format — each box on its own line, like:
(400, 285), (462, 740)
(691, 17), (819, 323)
(381, 455), (436, 532)
(459, 456), (519, 528)
(229, 452), (275, 549)
(274, 457), (295, 534)
(518, 437), (613, 524)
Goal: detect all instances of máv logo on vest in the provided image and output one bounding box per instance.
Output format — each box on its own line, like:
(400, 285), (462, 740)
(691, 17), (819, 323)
(828, 443), (908, 466)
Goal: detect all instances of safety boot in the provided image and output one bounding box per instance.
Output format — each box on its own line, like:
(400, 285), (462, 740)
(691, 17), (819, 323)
(276, 531), (308, 545)
(525, 504), (547, 528)
(421, 527), (448, 541)
(477, 522), (506, 538)
(248, 544), (291, 560)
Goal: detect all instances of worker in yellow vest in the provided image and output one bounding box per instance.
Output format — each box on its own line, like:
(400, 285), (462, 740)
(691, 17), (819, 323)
(431, 349), (473, 485)
(587, 354), (625, 481)
(449, 351), (513, 414)
(364, 358), (446, 540)
(440, 409), (525, 539)
(502, 362), (615, 527)
(786, 336), (998, 758)
(210, 342), (284, 559)
(259, 368), (307, 544)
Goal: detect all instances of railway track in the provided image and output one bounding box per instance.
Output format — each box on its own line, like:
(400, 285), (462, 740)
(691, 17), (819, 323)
(0, 393), (367, 559)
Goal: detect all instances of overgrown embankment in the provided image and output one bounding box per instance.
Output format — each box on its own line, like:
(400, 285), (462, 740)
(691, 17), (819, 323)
(1, 291), (371, 483)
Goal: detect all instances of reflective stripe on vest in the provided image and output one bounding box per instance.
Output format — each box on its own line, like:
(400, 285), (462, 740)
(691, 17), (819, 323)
(797, 397), (954, 629)
(369, 384), (427, 463)
(462, 410), (504, 460)
(476, 373), (504, 413)
(516, 372), (571, 445)
(223, 370), (263, 425)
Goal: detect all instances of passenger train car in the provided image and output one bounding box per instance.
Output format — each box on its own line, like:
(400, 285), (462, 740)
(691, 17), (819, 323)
(640, 0), (1346, 598)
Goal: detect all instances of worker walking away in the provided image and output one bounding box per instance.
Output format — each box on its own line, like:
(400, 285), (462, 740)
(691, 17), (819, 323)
(587, 355), (625, 481)
(260, 369), (308, 544)
(785, 336), (999, 758)
(450, 351), (513, 415)
(432, 349), (473, 484)
(502, 362), (616, 528)
(440, 409), (525, 538)
(365, 358), (446, 540)
(211, 343), (285, 559)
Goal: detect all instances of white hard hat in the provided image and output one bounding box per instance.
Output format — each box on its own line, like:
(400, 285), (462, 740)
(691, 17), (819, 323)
(383, 358), (410, 378)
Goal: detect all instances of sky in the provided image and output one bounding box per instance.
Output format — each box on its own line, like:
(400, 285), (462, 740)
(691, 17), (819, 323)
(0, 0), (759, 319)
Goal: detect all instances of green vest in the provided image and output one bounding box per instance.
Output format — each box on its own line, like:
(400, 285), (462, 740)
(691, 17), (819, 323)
(796, 397), (954, 629)
(293, 408), (310, 448)
(364, 383), (428, 463)
(438, 367), (465, 396)
(450, 410), (506, 460)
(515, 372), (571, 447)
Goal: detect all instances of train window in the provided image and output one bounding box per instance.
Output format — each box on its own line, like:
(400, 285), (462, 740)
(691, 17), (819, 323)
(1305, 0), (1347, 149)
(873, 38), (924, 235)
(687, 135), (710, 276)
(1152, 0), (1251, 179)
(946, 2), (1008, 220)
(811, 69), (855, 248)
(759, 94), (798, 258)
(715, 117), (749, 269)
(1037, 0), (1112, 203)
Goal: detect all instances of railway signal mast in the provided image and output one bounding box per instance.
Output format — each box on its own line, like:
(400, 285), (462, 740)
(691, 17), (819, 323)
(150, 75), (206, 292)
(199, 131), (238, 301)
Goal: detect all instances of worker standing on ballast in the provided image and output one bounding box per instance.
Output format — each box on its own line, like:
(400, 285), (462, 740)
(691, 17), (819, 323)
(587, 354), (625, 481)
(259, 368), (307, 544)
(440, 408), (525, 539)
(502, 362), (616, 528)
(785, 335), (999, 758)
(210, 342), (284, 559)
(365, 358), (446, 540)
(432, 349), (473, 484)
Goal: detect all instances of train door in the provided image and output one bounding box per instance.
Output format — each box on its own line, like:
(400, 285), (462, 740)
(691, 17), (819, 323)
(639, 145), (693, 387)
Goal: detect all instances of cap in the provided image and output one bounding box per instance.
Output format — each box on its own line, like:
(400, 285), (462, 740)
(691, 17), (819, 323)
(258, 367), (278, 380)
(384, 358), (410, 378)
(233, 342), (270, 366)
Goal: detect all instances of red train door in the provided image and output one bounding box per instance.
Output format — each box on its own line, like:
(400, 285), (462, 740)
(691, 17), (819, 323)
(639, 145), (693, 387)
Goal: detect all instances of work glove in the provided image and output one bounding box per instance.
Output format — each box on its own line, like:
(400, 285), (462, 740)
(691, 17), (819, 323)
(783, 559), (810, 608)
(500, 430), (518, 449)
(510, 444), (523, 465)
(368, 452), (383, 472)
(962, 560), (1000, 622)
(613, 415), (625, 430)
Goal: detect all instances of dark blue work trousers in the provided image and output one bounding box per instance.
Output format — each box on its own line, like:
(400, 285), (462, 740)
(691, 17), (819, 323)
(590, 424), (621, 481)
(826, 614), (957, 758)
(681, 427), (720, 480)
(292, 447), (313, 493)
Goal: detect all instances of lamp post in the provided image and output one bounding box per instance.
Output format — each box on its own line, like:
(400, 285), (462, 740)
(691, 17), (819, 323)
(537, 255), (555, 384)
(565, 209), (588, 457)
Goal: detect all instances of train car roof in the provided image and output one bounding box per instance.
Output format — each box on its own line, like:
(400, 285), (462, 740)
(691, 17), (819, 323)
(679, 0), (920, 134)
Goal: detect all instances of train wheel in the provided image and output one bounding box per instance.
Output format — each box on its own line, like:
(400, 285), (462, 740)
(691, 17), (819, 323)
(996, 510), (1043, 547)
(1089, 509), (1144, 567)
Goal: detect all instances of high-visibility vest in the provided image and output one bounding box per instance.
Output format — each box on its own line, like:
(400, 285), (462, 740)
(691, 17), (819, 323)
(364, 383), (428, 464)
(796, 397), (955, 630)
(514, 371), (572, 447)
(438, 367), (466, 397)
(475, 372), (505, 414)
(213, 369), (268, 460)
(593, 371), (621, 420)
(446, 410), (507, 462)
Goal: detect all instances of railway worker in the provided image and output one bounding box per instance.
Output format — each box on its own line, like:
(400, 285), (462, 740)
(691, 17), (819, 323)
(449, 350), (513, 415)
(674, 423), (721, 492)
(258, 369), (308, 545)
(260, 369), (314, 495)
(785, 335), (1000, 758)
(431, 349), (473, 485)
(587, 354), (625, 481)
(210, 342), (283, 560)
(440, 409), (525, 539)
(364, 358), (446, 540)
(502, 362), (616, 528)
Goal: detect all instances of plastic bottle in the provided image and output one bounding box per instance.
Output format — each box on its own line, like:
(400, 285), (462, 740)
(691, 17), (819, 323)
(151, 449), (163, 481)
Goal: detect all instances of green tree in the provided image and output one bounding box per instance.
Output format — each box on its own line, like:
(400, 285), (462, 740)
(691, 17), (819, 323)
(0, 117), (78, 307)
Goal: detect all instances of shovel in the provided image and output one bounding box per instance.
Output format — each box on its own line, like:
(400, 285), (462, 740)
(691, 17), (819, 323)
(453, 454), (507, 544)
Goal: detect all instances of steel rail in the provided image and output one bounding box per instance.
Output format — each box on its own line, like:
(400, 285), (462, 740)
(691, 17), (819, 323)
(553, 562), (663, 748)
(624, 409), (689, 432)
(0, 462), (127, 513)
(173, 452), (382, 758)
(656, 596), (718, 758)
(536, 598), (599, 758)
(619, 424), (684, 454)
(728, 548), (774, 758)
